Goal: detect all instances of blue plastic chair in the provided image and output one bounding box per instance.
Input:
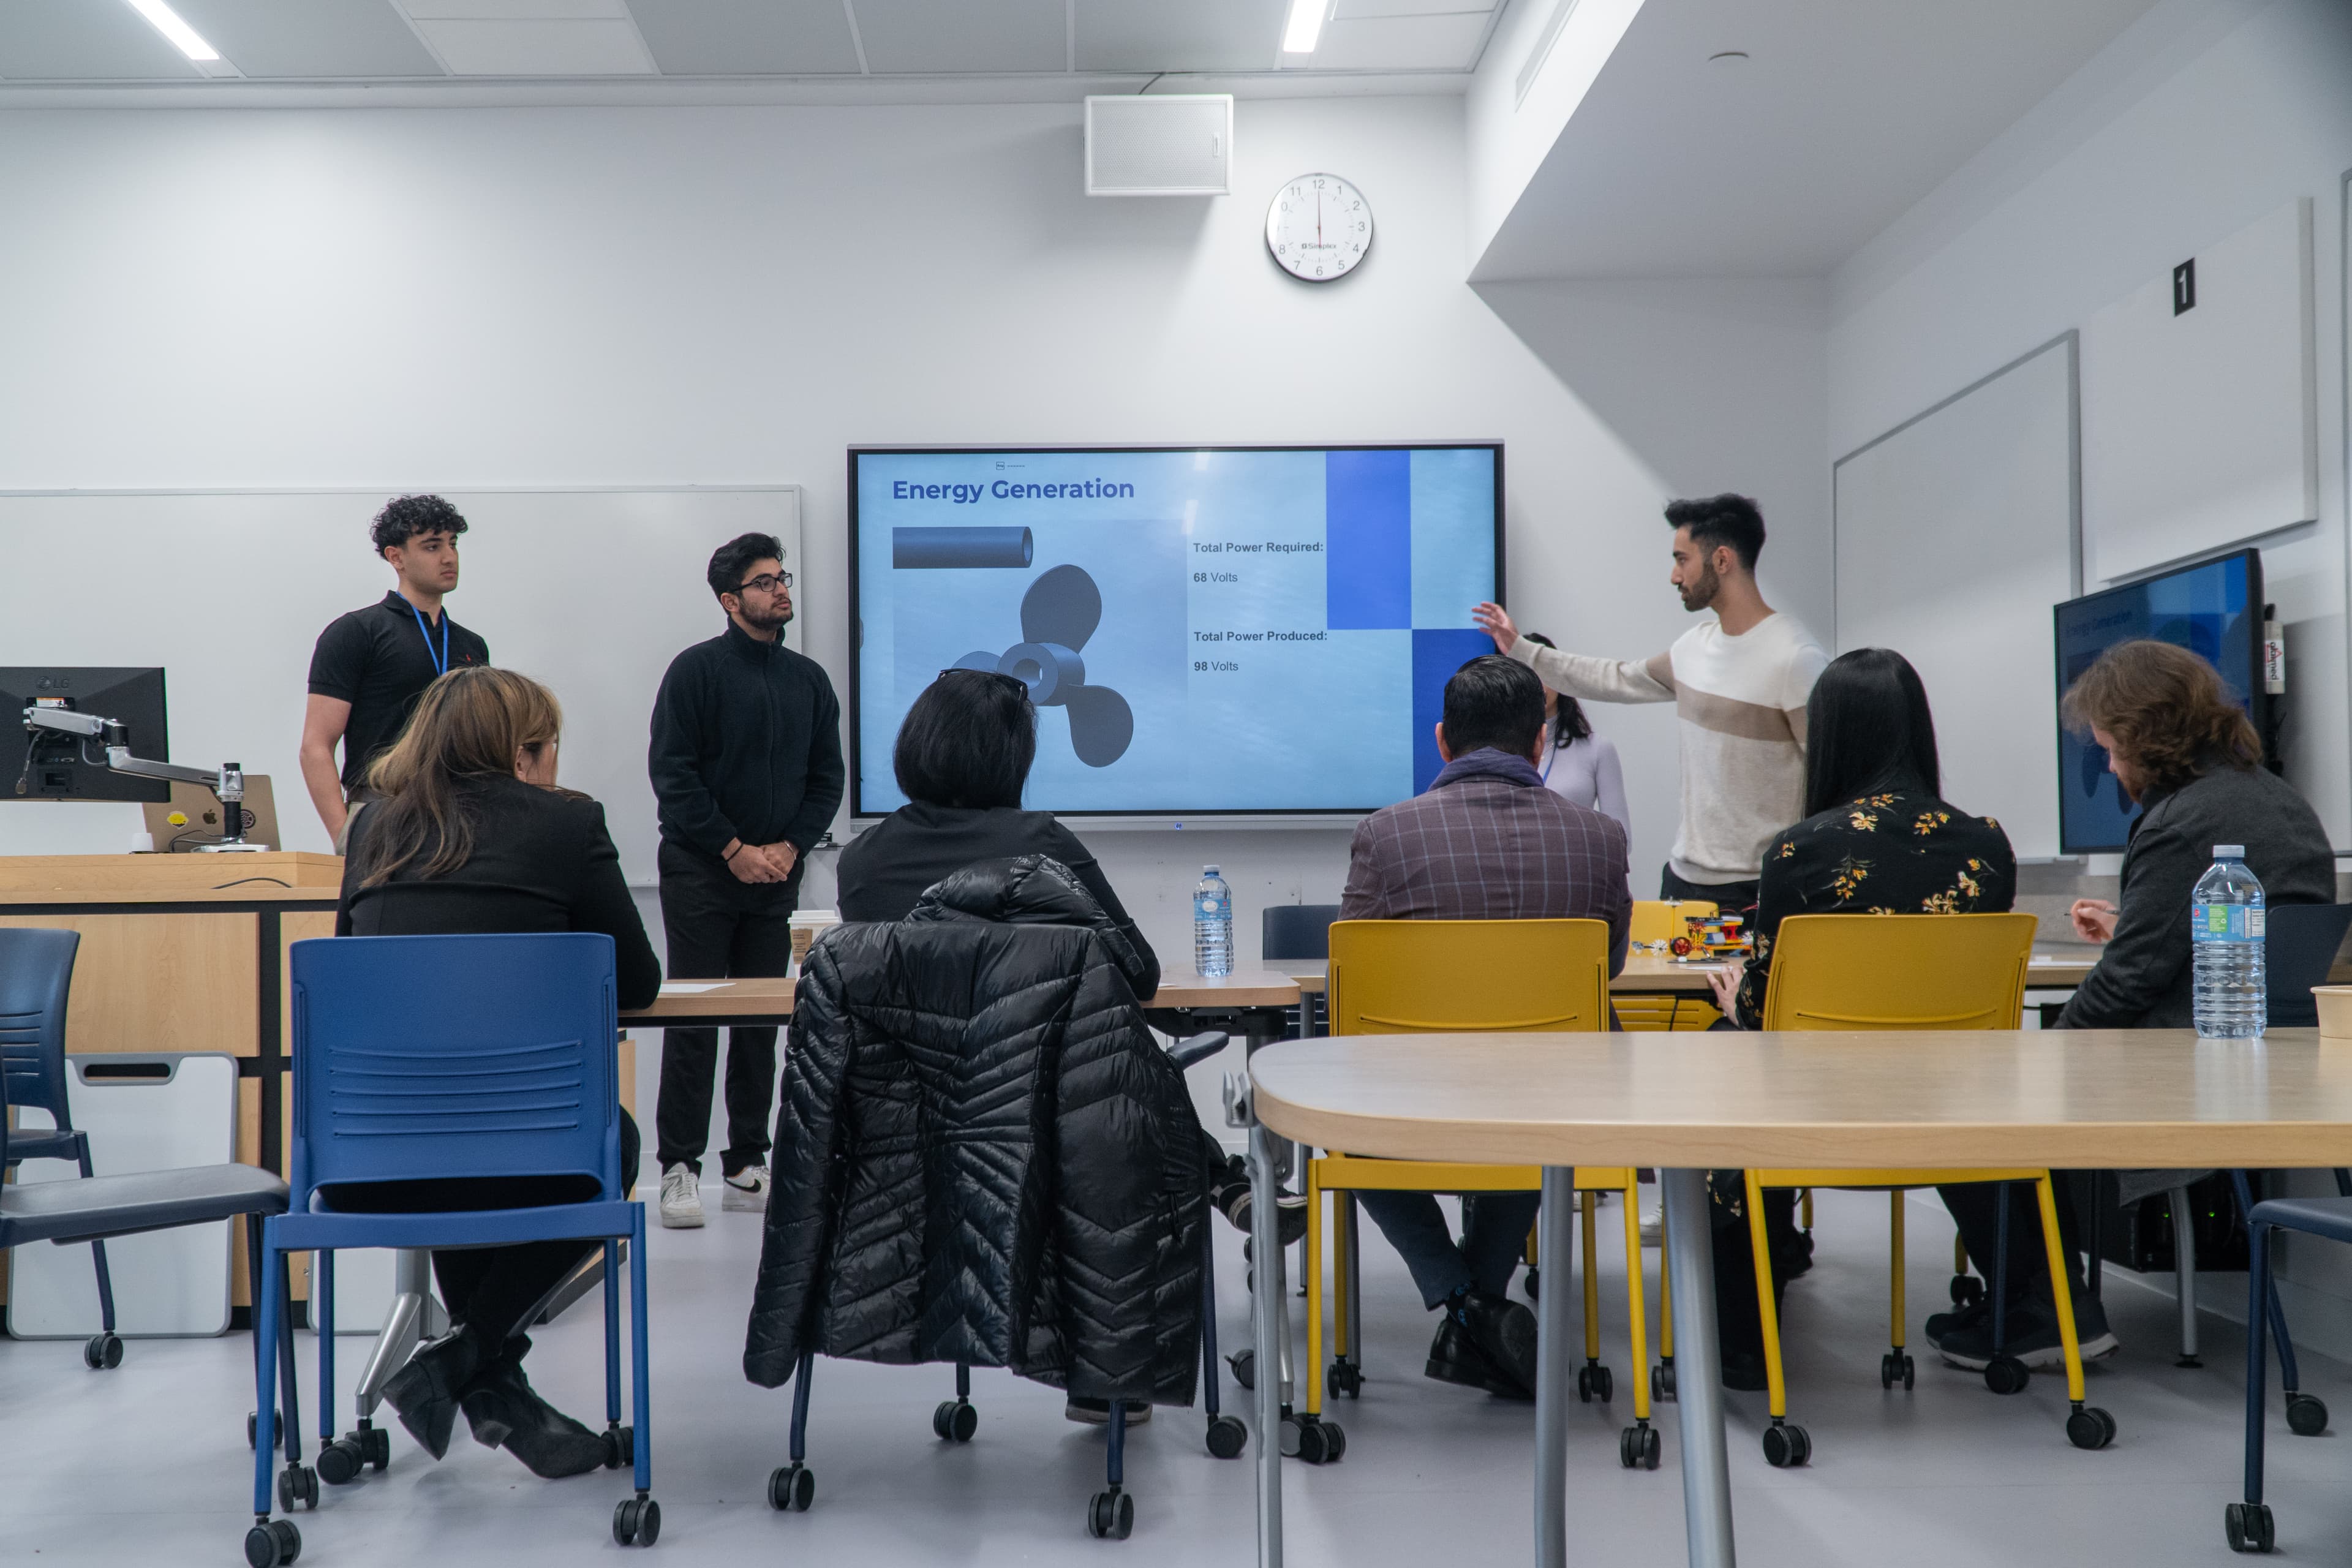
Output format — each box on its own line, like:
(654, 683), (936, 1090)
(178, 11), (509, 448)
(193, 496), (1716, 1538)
(0, 927), (123, 1368)
(2232, 1191), (2352, 1554)
(250, 933), (655, 1566)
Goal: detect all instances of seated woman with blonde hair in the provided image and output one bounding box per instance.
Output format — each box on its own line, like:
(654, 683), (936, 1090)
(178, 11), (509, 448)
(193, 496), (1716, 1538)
(336, 665), (661, 1478)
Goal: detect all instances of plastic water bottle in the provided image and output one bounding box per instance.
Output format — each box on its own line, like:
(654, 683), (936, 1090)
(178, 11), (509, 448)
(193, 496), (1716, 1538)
(2191, 845), (2266, 1039)
(1194, 865), (1234, 978)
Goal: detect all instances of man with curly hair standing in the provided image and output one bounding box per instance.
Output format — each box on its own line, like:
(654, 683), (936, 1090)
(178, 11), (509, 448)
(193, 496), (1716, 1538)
(301, 495), (490, 848)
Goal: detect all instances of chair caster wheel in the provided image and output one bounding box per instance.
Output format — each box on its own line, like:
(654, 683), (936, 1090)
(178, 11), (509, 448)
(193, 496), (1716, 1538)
(1761, 1422), (1811, 1468)
(1984, 1356), (2031, 1395)
(1087, 1487), (1135, 1540)
(84, 1331), (123, 1370)
(276, 1465), (318, 1512)
(768, 1462), (815, 1512)
(316, 1437), (364, 1487)
(612, 1494), (661, 1547)
(2066, 1405), (2117, 1450)
(1282, 1416), (1344, 1464)
(1205, 1414), (1248, 1460)
(933, 1398), (978, 1442)
(243, 1518), (301, 1567)
(1524, 1267), (1539, 1302)
(1880, 1352), (1915, 1390)
(2286, 1393), (2328, 1436)
(1228, 1349), (1254, 1391)
(1325, 1361), (1362, 1400)
(1577, 1363), (1612, 1403)
(358, 1424), (390, 1471)
(1651, 1362), (1677, 1402)
(1619, 1423), (1660, 1471)
(1950, 1274), (1984, 1306)
(2226, 1501), (2276, 1553)
(605, 1424), (635, 1469)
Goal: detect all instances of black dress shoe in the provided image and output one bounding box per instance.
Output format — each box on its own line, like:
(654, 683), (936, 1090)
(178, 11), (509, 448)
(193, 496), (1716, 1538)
(1425, 1318), (1532, 1400)
(382, 1325), (481, 1460)
(459, 1355), (611, 1479)
(1453, 1287), (1540, 1395)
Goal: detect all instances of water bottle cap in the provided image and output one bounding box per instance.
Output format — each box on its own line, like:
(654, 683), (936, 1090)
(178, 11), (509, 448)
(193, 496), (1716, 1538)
(1202, 865), (1221, 876)
(2214, 845), (2245, 859)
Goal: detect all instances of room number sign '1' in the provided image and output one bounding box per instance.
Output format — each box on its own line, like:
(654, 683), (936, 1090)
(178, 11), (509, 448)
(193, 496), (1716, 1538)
(1266, 173), (1373, 282)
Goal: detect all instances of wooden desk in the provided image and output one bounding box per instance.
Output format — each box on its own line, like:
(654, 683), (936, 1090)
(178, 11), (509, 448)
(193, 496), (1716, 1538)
(623, 978), (797, 1028)
(1148, 970), (1302, 1010)
(1243, 1028), (2352, 1568)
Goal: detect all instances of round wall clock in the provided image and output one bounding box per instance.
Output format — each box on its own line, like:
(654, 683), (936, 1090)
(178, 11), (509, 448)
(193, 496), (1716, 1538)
(1266, 173), (1372, 282)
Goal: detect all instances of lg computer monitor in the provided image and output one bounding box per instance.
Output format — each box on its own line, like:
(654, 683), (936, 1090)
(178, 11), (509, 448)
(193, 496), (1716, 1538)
(1, 667), (171, 804)
(2052, 549), (2264, 854)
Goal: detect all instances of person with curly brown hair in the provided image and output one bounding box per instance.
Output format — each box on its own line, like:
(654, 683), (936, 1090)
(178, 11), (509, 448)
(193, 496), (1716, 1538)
(2056, 638), (2332, 1031)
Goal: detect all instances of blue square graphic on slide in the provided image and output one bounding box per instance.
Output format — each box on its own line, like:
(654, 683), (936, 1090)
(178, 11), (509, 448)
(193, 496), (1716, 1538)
(1326, 450), (1411, 630)
(1411, 628), (1502, 793)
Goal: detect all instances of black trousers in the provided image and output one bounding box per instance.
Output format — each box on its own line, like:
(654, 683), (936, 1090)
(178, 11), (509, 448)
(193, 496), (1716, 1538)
(333, 1111), (641, 1356)
(655, 842), (800, 1177)
(1938, 1177), (2086, 1313)
(1661, 864), (1759, 919)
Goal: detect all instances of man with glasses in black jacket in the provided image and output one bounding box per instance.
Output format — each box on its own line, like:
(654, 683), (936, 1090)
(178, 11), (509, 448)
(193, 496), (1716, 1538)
(648, 532), (844, 1229)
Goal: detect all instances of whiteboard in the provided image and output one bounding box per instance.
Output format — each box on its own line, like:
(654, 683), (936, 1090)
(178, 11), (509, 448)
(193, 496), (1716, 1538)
(1833, 336), (2078, 859)
(2082, 197), (2318, 583)
(0, 488), (802, 882)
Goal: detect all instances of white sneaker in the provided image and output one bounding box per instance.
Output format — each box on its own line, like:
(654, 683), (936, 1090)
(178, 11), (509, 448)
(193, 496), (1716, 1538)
(1638, 1207), (1663, 1246)
(658, 1164), (706, 1229)
(723, 1165), (772, 1212)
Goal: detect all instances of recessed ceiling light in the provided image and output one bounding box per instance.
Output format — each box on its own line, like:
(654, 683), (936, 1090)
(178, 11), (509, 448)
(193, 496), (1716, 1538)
(1708, 50), (1750, 62)
(126, 0), (221, 61)
(1282, 0), (1329, 55)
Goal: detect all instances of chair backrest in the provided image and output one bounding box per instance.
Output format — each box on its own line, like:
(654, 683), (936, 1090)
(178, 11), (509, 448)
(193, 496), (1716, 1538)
(2266, 902), (2352, 1028)
(1630, 899), (1717, 946)
(287, 933), (620, 1209)
(1327, 919), (1611, 1035)
(1760, 913), (2037, 1032)
(0, 927), (81, 1137)
(1262, 903), (1341, 962)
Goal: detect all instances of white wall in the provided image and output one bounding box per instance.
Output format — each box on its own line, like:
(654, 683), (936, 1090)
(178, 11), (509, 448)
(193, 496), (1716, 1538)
(1828, 0), (2352, 848)
(0, 92), (1728, 969)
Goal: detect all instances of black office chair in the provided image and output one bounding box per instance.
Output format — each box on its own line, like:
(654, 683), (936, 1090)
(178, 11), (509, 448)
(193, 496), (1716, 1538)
(1261, 904), (1338, 1038)
(0, 927), (123, 1370)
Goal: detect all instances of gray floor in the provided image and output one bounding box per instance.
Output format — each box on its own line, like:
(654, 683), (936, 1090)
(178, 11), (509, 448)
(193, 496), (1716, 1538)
(6, 1183), (2352, 1566)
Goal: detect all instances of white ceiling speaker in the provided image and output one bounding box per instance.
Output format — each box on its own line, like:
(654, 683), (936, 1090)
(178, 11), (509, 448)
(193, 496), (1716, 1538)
(1084, 94), (1234, 197)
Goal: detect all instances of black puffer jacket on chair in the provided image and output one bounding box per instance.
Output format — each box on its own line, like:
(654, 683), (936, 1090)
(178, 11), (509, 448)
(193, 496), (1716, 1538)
(744, 854), (1207, 1406)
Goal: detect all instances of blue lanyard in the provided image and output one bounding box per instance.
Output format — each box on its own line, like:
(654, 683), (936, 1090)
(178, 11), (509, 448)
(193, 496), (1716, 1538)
(409, 601), (450, 677)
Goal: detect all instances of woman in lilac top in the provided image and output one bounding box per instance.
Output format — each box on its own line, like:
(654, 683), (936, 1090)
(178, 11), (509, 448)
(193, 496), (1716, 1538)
(1523, 633), (1630, 837)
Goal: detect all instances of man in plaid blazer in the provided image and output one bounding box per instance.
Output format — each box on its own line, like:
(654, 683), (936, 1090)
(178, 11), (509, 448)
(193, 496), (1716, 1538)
(1339, 654), (1631, 1401)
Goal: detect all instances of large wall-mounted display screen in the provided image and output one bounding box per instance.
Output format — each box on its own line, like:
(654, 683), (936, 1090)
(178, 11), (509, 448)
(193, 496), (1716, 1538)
(850, 445), (1503, 816)
(2052, 547), (2264, 854)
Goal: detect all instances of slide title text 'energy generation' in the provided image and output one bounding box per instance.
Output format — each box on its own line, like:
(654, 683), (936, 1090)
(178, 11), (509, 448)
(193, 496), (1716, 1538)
(891, 478), (1139, 503)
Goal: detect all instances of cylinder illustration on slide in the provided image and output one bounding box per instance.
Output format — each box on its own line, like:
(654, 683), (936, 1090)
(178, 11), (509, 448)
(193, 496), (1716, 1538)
(950, 564), (1134, 767)
(893, 526), (1034, 570)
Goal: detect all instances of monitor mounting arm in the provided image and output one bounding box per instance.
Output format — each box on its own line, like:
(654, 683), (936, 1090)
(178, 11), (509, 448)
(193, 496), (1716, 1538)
(20, 703), (258, 851)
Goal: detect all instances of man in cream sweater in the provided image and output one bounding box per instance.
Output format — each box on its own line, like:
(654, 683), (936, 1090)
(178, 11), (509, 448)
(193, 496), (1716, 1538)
(1472, 494), (1825, 916)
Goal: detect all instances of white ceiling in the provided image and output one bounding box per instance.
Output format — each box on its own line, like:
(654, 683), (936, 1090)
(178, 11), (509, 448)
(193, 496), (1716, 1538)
(0, 0), (1506, 83)
(1474, 0), (2165, 280)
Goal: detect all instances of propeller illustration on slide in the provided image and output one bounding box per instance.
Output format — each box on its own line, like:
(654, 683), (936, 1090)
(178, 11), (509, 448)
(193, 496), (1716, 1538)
(954, 564), (1135, 767)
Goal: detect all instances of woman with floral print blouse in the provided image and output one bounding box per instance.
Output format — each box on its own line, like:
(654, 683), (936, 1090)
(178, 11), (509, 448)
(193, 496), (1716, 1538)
(1706, 649), (2015, 1029)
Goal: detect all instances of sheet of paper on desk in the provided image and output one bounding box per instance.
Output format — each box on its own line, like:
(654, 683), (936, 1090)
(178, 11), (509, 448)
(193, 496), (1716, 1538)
(658, 982), (728, 994)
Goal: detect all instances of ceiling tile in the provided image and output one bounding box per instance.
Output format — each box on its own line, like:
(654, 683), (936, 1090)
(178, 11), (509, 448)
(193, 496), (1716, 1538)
(1308, 10), (1488, 70)
(1332, 0), (1491, 17)
(852, 0), (1064, 75)
(0, 1), (204, 80)
(627, 0), (862, 74)
(1074, 0), (1285, 74)
(412, 18), (655, 72)
(167, 1), (443, 78)
(402, 0), (628, 18)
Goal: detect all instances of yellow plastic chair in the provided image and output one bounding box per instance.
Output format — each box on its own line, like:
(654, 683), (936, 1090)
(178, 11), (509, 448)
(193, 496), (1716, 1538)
(1618, 900), (1722, 1031)
(1740, 913), (2114, 1465)
(1304, 919), (1667, 1471)
(1628, 898), (1718, 945)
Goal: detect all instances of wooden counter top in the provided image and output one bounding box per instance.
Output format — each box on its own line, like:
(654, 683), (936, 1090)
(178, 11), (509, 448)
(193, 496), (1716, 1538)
(0, 851), (342, 903)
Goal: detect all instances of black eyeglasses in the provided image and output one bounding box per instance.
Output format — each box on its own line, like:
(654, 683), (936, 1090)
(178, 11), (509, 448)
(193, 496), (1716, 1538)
(938, 668), (1031, 696)
(735, 571), (793, 595)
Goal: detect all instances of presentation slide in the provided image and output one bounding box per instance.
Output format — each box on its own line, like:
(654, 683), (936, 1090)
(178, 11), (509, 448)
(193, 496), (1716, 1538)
(2053, 549), (2260, 853)
(850, 446), (1501, 815)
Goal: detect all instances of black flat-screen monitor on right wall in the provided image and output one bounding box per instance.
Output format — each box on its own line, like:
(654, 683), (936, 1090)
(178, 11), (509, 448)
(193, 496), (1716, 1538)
(2052, 548), (2264, 854)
